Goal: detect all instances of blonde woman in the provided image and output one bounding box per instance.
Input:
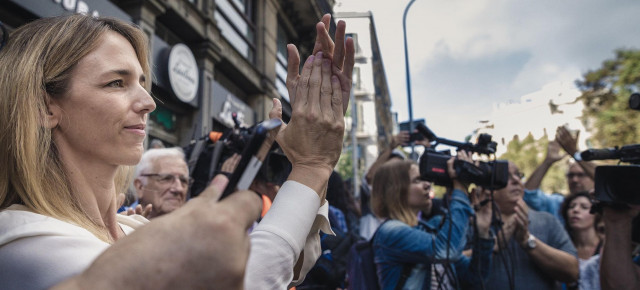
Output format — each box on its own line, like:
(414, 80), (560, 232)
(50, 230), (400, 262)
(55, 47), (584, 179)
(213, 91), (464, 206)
(0, 13), (353, 289)
(370, 154), (494, 290)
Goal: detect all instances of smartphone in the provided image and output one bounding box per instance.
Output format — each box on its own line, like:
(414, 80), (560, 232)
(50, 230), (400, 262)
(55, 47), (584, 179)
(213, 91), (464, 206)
(220, 118), (282, 199)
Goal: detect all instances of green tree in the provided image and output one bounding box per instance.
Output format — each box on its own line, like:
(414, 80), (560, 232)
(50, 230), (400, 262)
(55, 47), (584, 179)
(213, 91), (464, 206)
(577, 49), (640, 147)
(499, 133), (568, 194)
(336, 147), (353, 180)
(337, 101), (355, 180)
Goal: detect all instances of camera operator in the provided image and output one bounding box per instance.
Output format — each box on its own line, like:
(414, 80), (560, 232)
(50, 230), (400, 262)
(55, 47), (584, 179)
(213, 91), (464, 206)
(370, 151), (494, 289)
(600, 206), (640, 290)
(524, 126), (596, 222)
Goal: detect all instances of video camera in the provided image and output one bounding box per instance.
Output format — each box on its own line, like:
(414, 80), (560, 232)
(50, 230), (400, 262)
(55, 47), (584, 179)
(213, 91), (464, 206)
(579, 144), (640, 206)
(579, 93), (640, 206)
(579, 92), (640, 242)
(184, 113), (291, 198)
(416, 123), (509, 190)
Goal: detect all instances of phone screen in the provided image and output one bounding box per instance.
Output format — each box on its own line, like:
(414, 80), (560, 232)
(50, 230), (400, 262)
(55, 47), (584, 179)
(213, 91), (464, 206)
(220, 118), (282, 199)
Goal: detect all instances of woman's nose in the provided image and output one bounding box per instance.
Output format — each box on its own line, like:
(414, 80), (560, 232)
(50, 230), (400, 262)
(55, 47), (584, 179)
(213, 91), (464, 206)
(133, 85), (156, 114)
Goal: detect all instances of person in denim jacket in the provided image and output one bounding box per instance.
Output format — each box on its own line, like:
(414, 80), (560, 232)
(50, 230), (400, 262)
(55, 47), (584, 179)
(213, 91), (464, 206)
(370, 151), (494, 289)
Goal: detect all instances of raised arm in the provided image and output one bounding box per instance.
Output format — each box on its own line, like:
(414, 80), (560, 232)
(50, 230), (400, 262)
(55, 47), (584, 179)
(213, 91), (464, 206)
(278, 46), (346, 194)
(556, 126), (596, 180)
(600, 206), (640, 290)
(365, 131), (409, 184)
(524, 140), (563, 190)
(309, 14), (355, 114)
(244, 15), (356, 288)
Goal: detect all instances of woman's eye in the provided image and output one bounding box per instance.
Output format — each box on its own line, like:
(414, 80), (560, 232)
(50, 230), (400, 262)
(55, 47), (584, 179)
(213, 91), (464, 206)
(106, 80), (124, 88)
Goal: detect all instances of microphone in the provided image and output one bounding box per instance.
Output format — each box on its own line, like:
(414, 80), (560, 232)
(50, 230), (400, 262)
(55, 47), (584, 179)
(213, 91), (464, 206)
(579, 148), (620, 161)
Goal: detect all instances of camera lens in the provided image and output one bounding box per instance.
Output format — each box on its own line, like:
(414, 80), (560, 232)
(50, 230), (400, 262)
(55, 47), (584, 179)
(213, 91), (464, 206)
(629, 93), (640, 111)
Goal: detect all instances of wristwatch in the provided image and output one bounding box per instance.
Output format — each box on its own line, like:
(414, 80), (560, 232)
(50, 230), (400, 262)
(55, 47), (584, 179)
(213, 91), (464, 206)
(524, 234), (537, 250)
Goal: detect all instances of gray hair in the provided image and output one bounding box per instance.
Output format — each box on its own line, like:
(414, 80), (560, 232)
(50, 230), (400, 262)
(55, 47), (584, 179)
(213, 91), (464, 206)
(134, 147), (186, 179)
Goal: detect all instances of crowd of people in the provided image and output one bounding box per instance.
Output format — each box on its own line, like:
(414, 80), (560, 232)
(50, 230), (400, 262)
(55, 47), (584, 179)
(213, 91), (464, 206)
(0, 12), (638, 290)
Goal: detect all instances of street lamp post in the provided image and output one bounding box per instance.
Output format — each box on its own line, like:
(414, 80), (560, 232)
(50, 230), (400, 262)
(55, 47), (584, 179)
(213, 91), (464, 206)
(403, 0), (418, 160)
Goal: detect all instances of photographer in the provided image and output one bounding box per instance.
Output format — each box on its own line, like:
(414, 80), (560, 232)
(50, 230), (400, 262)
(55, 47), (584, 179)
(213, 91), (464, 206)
(600, 206), (640, 290)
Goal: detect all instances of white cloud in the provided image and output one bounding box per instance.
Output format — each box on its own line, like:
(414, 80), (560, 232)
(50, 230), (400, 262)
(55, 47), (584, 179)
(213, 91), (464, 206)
(335, 0), (640, 140)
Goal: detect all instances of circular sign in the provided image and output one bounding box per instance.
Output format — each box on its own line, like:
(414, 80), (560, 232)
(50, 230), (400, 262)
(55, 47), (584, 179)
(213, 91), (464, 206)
(168, 44), (199, 103)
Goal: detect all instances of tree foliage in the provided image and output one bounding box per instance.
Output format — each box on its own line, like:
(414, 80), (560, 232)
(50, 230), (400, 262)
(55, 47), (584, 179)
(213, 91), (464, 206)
(336, 147), (354, 181)
(576, 49), (640, 147)
(499, 133), (568, 194)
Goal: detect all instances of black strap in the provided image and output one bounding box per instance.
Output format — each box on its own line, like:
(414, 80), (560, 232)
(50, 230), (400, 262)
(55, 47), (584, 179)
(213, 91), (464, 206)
(370, 218), (390, 243)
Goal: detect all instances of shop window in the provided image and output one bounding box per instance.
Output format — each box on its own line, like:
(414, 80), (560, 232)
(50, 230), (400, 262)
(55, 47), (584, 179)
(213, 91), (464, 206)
(275, 23), (289, 102)
(357, 102), (364, 133)
(215, 0), (256, 63)
(346, 33), (360, 54)
(353, 66), (362, 90)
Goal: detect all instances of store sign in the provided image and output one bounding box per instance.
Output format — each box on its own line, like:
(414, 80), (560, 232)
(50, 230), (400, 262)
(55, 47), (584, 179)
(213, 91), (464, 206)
(168, 44), (199, 103)
(53, 0), (99, 16)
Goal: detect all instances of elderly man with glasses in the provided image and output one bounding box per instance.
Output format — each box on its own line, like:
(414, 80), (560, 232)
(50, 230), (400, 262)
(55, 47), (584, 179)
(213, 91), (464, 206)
(132, 147), (192, 219)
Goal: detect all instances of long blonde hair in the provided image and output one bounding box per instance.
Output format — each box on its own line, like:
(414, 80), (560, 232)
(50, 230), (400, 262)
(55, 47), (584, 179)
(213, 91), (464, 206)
(0, 14), (150, 243)
(371, 160), (419, 226)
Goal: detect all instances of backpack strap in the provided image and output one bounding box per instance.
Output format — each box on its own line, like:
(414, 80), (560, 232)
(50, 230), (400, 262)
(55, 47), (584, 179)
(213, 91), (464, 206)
(374, 219), (414, 290)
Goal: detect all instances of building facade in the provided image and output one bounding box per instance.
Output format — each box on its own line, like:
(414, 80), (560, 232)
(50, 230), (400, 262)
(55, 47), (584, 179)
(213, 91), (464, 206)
(1, 0), (334, 147)
(335, 11), (394, 181)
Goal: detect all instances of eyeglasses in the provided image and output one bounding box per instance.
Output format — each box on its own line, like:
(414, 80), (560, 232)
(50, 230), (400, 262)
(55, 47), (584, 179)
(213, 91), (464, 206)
(509, 171), (525, 181)
(566, 172), (587, 179)
(141, 173), (193, 187)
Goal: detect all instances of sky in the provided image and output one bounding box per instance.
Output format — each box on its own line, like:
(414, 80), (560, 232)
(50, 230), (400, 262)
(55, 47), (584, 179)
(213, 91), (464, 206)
(334, 0), (640, 141)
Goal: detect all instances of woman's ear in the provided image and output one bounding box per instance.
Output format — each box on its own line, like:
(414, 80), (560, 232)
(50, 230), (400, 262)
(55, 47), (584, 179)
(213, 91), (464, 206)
(44, 96), (61, 129)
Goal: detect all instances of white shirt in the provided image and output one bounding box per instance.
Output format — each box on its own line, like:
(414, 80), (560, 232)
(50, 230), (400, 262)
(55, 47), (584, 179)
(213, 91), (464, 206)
(0, 180), (330, 290)
(245, 180), (332, 289)
(0, 204), (144, 290)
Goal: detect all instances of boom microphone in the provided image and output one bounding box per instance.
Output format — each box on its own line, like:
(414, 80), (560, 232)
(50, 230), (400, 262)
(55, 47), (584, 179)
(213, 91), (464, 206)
(580, 148), (620, 161)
